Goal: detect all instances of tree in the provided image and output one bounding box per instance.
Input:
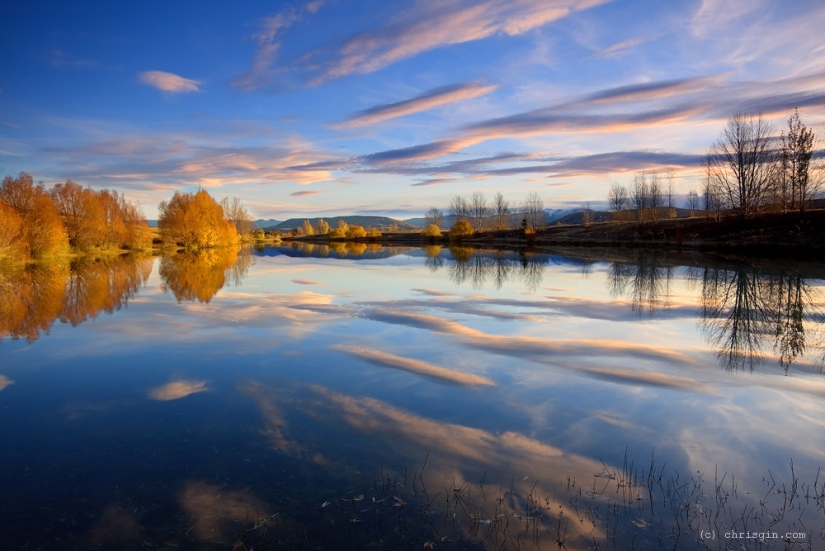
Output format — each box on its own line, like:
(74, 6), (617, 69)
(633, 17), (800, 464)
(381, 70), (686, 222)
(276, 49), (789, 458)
(607, 182), (629, 221)
(631, 173), (648, 222)
(220, 196), (255, 237)
(158, 189), (238, 248)
(780, 109), (819, 213)
(522, 191), (544, 231)
(0, 173), (68, 256)
(424, 207), (444, 228)
(648, 173), (664, 221)
(493, 192), (510, 229)
(449, 195), (469, 222)
(468, 191), (490, 232)
(686, 190), (701, 213)
(0, 201), (27, 260)
(582, 202), (593, 227)
(706, 113), (776, 218)
(301, 219), (315, 236)
(51, 181), (106, 249)
(346, 225), (366, 238)
(316, 219), (330, 235)
(330, 220), (349, 239)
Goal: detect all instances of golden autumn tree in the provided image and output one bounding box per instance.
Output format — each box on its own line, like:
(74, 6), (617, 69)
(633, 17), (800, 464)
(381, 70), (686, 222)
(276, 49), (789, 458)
(0, 173), (68, 257)
(158, 189), (238, 248)
(0, 201), (28, 261)
(51, 180), (106, 249)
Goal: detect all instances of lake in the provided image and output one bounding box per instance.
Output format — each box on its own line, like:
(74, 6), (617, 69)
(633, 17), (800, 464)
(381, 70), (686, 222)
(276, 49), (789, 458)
(1, 244), (824, 550)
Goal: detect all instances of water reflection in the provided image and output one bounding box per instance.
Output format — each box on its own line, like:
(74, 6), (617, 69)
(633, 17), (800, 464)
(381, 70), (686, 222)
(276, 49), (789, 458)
(607, 254), (824, 372)
(700, 266), (822, 372)
(0, 255), (152, 343)
(159, 246), (255, 303)
(437, 247), (546, 290)
(607, 256), (673, 314)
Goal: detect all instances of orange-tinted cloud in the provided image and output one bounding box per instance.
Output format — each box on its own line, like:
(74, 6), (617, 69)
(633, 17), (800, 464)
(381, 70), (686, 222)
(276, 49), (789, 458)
(337, 83), (497, 127)
(139, 71), (201, 93)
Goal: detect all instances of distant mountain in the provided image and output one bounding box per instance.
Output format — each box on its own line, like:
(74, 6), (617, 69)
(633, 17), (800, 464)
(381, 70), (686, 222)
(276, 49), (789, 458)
(255, 219), (281, 228)
(146, 220), (158, 228)
(263, 216), (418, 232)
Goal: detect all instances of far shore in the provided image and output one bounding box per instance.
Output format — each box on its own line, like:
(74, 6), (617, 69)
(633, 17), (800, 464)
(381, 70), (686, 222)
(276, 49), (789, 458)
(279, 209), (825, 256)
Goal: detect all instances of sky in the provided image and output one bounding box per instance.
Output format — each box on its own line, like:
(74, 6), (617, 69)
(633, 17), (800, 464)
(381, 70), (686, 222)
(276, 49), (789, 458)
(1, 0), (824, 221)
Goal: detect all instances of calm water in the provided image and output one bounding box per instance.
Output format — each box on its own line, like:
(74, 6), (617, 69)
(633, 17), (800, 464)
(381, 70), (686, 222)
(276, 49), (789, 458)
(1, 245), (824, 550)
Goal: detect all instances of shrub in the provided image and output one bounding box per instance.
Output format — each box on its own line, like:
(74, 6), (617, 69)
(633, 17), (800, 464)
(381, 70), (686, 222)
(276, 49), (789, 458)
(449, 219), (474, 240)
(422, 224), (442, 238)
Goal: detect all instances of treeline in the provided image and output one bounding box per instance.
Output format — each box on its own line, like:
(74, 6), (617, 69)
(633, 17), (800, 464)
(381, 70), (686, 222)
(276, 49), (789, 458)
(0, 172), (152, 261)
(608, 109), (823, 222)
(289, 219), (380, 239)
(423, 190), (546, 238)
(157, 189), (256, 248)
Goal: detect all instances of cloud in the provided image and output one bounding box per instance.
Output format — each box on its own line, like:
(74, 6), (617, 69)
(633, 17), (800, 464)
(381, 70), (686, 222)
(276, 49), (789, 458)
(337, 82), (497, 127)
(179, 481), (271, 540)
(334, 344), (495, 386)
(139, 71), (201, 93)
(47, 49), (99, 69)
(231, 9), (299, 90)
(593, 36), (650, 59)
(410, 178), (456, 187)
(290, 189), (324, 197)
(305, 0), (609, 85)
(291, 278), (322, 285)
(0, 375), (14, 391)
(149, 380), (208, 400)
(343, 71), (825, 177)
(236, 0), (608, 89)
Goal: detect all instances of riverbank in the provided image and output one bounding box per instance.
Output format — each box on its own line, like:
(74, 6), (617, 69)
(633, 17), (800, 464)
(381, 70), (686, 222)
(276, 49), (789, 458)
(282, 209), (825, 257)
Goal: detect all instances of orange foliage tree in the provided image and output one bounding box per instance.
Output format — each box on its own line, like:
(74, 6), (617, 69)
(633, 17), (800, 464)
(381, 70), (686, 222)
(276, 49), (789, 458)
(0, 173), (68, 257)
(158, 189), (239, 248)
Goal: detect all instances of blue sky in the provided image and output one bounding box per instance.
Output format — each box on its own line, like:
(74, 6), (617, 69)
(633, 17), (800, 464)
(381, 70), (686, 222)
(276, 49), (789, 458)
(1, 0), (824, 220)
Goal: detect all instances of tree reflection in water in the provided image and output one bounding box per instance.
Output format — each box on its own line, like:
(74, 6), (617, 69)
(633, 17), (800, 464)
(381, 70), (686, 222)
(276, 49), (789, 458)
(159, 246), (255, 303)
(701, 267), (822, 372)
(608, 254), (823, 372)
(608, 255), (673, 315)
(431, 247), (546, 291)
(1, 255), (152, 343)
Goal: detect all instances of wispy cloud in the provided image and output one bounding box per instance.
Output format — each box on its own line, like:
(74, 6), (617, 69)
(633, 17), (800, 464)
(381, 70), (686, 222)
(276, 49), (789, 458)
(236, 0), (608, 89)
(593, 36), (649, 59)
(291, 189), (324, 197)
(47, 49), (100, 69)
(334, 344), (495, 386)
(0, 375), (14, 391)
(139, 71), (201, 93)
(336, 83), (497, 127)
(231, 8), (300, 90)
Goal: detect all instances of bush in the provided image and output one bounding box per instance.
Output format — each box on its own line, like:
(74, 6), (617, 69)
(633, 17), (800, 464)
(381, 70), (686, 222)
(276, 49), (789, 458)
(367, 227), (381, 238)
(449, 219), (474, 240)
(422, 224), (442, 238)
(346, 225), (366, 239)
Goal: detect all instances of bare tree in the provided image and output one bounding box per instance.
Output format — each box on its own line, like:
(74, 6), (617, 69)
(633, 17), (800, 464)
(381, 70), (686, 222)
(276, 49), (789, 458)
(608, 182), (629, 221)
(449, 195), (469, 222)
(582, 202), (593, 227)
(424, 206), (444, 228)
(220, 196), (255, 237)
(707, 113), (776, 218)
(522, 191), (544, 231)
(469, 191), (490, 232)
(648, 172), (663, 221)
(685, 190), (701, 213)
(781, 109), (819, 213)
(632, 173), (648, 222)
(493, 192), (510, 229)
(665, 168), (676, 218)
